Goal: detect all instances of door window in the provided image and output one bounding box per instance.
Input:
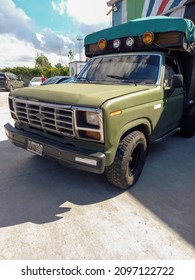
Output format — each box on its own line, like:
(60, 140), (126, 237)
(164, 57), (180, 88)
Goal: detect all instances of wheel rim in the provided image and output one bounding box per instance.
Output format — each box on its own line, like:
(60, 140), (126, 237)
(128, 144), (143, 175)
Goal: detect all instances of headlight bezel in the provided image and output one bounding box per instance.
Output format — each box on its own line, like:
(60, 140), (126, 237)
(74, 107), (104, 143)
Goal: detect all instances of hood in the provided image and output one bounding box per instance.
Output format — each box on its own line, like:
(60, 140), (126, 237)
(12, 83), (150, 108)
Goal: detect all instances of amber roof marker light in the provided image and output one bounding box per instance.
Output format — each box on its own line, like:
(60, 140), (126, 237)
(143, 32), (154, 45)
(98, 38), (107, 49)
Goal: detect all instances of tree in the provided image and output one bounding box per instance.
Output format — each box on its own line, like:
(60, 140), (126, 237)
(55, 63), (63, 69)
(35, 54), (51, 67)
(68, 49), (74, 62)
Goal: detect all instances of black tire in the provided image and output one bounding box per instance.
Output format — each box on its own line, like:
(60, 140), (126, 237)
(106, 131), (147, 189)
(180, 115), (195, 138)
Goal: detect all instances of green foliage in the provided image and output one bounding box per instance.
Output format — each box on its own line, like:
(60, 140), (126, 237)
(0, 53), (70, 86)
(0, 66), (69, 86)
(68, 49), (74, 62)
(35, 55), (51, 67)
(55, 63), (63, 69)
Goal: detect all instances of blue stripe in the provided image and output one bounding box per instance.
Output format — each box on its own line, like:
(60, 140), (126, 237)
(169, 0), (183, 10)
(146, 0), (155, 17)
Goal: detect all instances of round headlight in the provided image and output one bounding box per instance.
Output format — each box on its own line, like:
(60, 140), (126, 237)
(113, 39), (121, 49)
(126, 37), (135, 47)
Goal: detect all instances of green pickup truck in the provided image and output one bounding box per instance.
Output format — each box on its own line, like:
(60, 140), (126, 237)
(4, 16), (195, 189)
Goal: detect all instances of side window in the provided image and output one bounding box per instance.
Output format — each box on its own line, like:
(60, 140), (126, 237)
(164, 57), (179, 87)
(0, 74), (5, 80)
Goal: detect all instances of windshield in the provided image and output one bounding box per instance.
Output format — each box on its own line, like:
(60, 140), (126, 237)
(32, 77), (41, 82)
(77, 54), (161, 85)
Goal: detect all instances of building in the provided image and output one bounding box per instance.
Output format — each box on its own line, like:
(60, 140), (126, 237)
(107, 0), (195, 26)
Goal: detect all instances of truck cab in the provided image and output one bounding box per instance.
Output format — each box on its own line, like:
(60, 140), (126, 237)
(4, 16), (195, 189)
(76, 51), (185, 138)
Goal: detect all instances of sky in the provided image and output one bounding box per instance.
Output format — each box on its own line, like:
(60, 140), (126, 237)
(0, 0), (112, 68)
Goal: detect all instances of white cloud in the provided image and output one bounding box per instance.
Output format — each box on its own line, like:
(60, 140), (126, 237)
(0, 0), (79, 68)
(40, 29), (75, 54)
(52, 0), (111, 25)
(0, 34), (73, 68)
(51, 0), (67, 16)
(0, 0), (40, 48)
(0, 34), (36, 68)
(67, 0), (110, 25)
(0, 0), (111, 68)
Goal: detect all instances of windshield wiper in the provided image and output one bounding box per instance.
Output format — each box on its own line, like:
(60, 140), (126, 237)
(107, 75), (137, 86)
(76, 77), (90, 83)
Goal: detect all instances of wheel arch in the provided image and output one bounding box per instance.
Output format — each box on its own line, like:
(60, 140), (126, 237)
(105, 118), (152, 166)
(119, 119), (151, 149)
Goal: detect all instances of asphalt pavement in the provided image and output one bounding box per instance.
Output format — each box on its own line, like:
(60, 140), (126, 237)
(0, 91), (195, 259)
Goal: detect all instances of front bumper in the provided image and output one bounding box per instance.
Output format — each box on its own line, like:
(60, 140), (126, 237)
(4, 123), (106, 174)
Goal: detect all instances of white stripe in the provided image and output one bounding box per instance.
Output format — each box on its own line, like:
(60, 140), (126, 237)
(121, 0), (127, 24)
(164, 0), (175, 12)
(142, 0), (151, 17)
(150, 0), (163, 16)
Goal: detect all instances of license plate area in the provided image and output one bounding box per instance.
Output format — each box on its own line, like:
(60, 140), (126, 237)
(27, 140), (43, 156)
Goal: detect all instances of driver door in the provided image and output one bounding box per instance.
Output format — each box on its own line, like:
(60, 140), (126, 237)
(159, 56), (184, 135)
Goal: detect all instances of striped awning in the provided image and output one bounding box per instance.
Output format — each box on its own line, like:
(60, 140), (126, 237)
(107, 0), (121, 6)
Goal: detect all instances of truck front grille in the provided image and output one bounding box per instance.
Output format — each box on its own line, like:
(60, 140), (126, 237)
(12, 98), (75, 138)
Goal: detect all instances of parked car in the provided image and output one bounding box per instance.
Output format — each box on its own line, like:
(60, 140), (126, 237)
(59, 77), (74, 83)
(28, 77), (42, 87)
(41, 76), (71, 85)
(0, 72), (25, 92)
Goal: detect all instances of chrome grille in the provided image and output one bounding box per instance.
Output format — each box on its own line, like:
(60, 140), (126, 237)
(13, 98), (74, 137)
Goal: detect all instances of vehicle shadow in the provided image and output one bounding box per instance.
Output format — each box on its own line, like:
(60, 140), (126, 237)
(129, 134), (195, 247)
(0, 140), (122, 227)
(0, 136), (194, 248)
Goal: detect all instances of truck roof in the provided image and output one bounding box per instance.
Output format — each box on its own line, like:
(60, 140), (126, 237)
(84, 16), (195, 57)
(85, 16), (195, 44)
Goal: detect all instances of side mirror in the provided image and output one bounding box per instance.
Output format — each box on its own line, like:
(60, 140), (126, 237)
(171, 74), (183, 89)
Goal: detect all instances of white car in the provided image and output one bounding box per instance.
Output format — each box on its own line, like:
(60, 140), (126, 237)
(28, 77), (42, 86)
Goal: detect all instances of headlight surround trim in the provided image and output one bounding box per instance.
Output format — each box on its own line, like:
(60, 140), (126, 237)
(74, 107), (104, 143)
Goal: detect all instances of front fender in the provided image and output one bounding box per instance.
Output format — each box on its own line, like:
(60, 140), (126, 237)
(104, 118), (152, 166)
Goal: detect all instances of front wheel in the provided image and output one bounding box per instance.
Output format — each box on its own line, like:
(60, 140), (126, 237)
(106, 131), (147, 189)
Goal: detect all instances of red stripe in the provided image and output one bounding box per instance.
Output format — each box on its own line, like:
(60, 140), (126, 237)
(157, 0), (169, 15)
